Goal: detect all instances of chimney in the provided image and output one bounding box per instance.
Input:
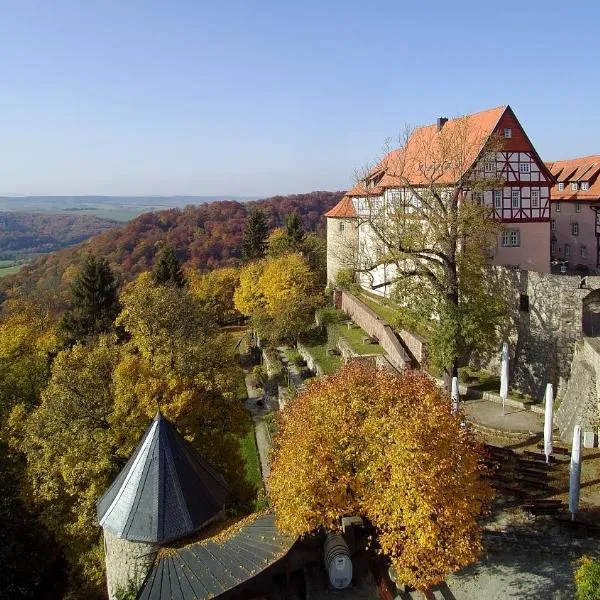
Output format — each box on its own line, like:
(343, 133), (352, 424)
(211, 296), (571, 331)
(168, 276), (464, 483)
(437, 117), (448, 131)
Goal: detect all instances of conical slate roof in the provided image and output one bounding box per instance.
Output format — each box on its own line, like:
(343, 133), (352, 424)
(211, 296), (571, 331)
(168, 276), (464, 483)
(97, 412), (230, 544)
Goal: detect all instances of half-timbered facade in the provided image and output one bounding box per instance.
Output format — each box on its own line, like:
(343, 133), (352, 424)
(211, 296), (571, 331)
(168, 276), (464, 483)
(326, 105), (553, 294)
(546, 155), (600, 273)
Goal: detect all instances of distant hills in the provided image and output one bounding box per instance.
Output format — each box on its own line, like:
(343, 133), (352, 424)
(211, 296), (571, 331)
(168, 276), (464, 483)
(0, 195), (261, 222)
(0, 212), (118, 261)
(0, 191), (344, 296)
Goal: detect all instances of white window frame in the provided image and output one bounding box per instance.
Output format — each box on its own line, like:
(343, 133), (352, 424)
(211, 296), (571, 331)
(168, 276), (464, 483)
(494, 190), (502, 209)
(504, 128), (512, 139)
(556, 201), (561, 212)
(519, 162), (530, 173)
(531, 190), (540, 208)
(511, 190), (520, 208)
(551, 240), (557, 255)
(571, 182), (578, 191)
(572, 222), (579, 236)
(502, 228), (520, 247)
(551, 219), (556, 231)
(581, 246), (587, 258)
(472, 190), (483, 204)
(565, 243), (571, 258)
(484, 161), (495, 173)
(576, 202), (581, 213)
(389, 190), (401, 203)
(581, 181), (589, 191)
(558, 183), (564, 191)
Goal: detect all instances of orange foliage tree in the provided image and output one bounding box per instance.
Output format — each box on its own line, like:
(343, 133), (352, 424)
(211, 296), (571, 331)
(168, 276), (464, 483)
(269, 363), (492, 590)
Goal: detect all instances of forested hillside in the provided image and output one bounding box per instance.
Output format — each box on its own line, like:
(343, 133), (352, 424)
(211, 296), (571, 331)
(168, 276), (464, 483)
(0, 212), (118, 260)
(1, 191), (343, 297)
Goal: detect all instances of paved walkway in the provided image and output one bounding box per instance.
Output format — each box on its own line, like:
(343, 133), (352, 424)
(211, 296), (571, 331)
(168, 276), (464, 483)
(276, 346), (305, 391)
(461, 398), (544, 434)
(244, 373), (274, 487)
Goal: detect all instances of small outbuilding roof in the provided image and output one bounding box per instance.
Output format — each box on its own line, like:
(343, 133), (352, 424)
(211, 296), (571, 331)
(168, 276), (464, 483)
(137, 513), (295, 600)
(97, 412), (229, 544)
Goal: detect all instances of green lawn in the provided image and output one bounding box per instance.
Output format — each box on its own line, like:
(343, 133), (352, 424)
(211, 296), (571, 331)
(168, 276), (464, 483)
(300, 335), (343, 375)
(0, 264), (23, 278)
(333, 322), (386, 355)
(283, 347), (302, 364)
(461, 367), (535, 403)
(62, 207), (143, 221)
(239, 428), (263, 490)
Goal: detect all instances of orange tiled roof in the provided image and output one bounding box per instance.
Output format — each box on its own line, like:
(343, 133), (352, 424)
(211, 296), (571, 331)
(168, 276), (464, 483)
(546, 155), (600, 201)
(348, 106), (508, 194)
(324, 195), (357, 218)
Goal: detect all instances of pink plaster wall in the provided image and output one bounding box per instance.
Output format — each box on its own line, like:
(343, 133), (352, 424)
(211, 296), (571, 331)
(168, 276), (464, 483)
(491, 221), (550, 273)
(551, 201), (598, 271)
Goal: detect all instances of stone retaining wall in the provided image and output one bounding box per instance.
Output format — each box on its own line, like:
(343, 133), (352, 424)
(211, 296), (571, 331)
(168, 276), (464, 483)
(339, 291), (412, 371)
(296, 342), (325, 377)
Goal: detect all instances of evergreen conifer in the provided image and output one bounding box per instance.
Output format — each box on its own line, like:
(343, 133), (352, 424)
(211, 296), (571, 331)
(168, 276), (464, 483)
(152, 244), (187, 287)
(285, 211), (305, 246)
(242, 209), (268, 260)
(60, 255), (120, 342)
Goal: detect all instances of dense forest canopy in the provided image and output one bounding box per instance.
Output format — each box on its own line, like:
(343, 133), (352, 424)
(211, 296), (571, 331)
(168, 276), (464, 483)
(1, 191), (343, 298)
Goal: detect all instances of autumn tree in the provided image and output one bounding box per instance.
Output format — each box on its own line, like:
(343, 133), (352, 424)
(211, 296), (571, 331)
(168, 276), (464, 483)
(7, 335), (123, 597)
(187, 267), (242, 325)
(0, 298), (60, 417)
(59, 254), (120, 343)
(152, 244), (187, 287)
(8, 273), (253, 597)
(114, 273), (251, 497)
(337, 116), (510, 381)
(269, 363), (492, 591)
(267, 226), (327, 287)
(234, 253), (323, 342)
(242, 209), (268, 260)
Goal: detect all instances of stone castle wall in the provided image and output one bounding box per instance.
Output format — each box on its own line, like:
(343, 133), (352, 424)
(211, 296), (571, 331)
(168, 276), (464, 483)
(555, 338), (600, 442)
(497, 268), (600, 400)
(103, 531), (157, 600)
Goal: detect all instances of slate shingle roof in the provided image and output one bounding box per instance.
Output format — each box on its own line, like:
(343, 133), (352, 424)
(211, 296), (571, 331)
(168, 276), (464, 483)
(137, 513), (295, 600)
(97, 412), (229, 544)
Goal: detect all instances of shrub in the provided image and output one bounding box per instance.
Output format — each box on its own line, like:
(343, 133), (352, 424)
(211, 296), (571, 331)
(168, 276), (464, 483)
(335, 268), (357, 291)
(575, 556), (600, 600)
(458, 367), (472, 384)
(316, 306), (346, 327)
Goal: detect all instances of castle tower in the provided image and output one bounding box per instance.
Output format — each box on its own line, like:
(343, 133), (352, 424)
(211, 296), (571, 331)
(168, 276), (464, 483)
(324, 196), (359, 285)
(97, 412), (229, 599)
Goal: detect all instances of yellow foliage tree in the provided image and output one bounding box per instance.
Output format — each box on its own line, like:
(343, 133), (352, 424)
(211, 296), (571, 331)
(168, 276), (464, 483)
(233, 253), (323, 342)
(7, 335), (123, 595)
(0, 298), (60, 417)
(269, 363), (492, 591)
(8, 272), (255, 597)
(187, 267), (241, 325)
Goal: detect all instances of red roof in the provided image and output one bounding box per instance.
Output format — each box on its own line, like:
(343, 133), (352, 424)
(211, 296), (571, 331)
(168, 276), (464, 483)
(546, 155), (600, 201)
(324, 195), (357, 218)
(326, 105), (550, 219)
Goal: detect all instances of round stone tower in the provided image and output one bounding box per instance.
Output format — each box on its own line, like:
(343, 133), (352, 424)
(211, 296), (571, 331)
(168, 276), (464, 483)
(96, 412), (230, 599)
(325, 196), (359, 285)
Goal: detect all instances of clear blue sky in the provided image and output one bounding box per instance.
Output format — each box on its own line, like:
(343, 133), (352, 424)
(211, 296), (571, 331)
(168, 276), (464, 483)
(2, 0), (599, 196)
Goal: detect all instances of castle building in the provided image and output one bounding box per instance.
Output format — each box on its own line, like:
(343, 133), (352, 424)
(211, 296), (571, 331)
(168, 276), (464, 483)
(546, 155), (600, 273)
(97, 412), (294, 600)
(326, 105), (554, 294)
